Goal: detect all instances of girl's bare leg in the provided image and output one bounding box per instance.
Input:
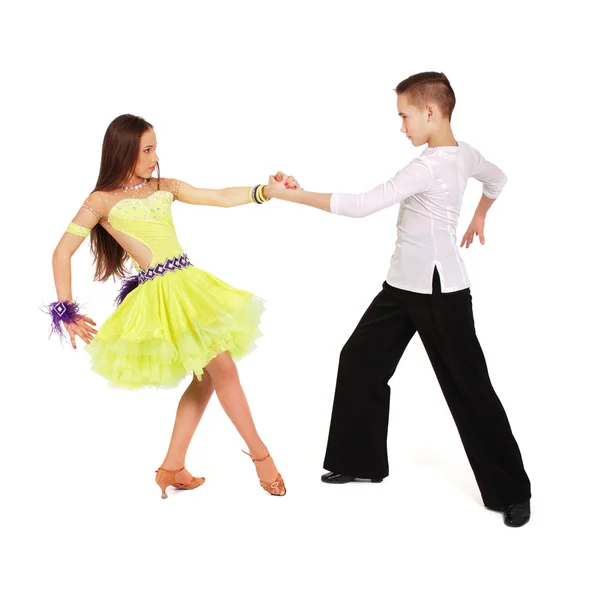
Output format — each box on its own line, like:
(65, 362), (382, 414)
(204, 352), (282, 492)
(159, 372), (214, 484)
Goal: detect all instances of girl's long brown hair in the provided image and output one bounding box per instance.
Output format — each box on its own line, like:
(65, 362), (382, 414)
(90, 114), (160, 281)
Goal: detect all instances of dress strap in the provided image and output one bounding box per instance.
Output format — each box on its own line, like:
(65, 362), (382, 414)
(81, 203), (102, 221)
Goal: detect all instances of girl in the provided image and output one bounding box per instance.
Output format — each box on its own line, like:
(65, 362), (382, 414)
(48, 114), (297, 498)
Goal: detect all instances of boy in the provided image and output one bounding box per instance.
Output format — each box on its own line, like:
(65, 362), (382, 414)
(269, 72), (531, 527)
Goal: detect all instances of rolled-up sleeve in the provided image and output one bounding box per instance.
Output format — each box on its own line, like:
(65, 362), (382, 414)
(330, 158), (433, 217)
(470, 147), (507, 199)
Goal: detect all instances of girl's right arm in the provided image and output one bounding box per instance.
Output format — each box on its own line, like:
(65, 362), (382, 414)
(51, 199), (101, 348)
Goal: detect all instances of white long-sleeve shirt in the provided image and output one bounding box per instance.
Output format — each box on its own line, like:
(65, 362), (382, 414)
(330, 141), (507, 293)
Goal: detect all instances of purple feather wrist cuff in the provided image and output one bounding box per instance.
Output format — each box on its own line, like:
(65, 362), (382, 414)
(44, 300), (84, 340)
(115, 276), (139, 306)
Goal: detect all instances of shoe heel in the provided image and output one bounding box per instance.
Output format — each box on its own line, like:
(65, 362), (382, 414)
(156, 467), (176, 499)
(156, 465), (203, 499)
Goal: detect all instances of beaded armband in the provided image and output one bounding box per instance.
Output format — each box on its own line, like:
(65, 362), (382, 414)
(66, 222), (91, 238)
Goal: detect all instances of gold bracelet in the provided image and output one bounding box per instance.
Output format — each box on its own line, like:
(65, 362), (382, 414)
(249, 184), (270, 204)
(257, 185), (270, 203)
(263, 185), (272, 201)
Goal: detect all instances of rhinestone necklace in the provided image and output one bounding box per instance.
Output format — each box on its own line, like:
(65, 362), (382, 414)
(120, 178), (148, 190)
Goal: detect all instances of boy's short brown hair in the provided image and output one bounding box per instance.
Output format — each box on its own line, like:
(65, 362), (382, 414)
(395, 72), (456, 120)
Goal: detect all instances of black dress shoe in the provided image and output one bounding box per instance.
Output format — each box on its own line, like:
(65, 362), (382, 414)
(321, 471), (384, 484)
(503, 500), (531, 527)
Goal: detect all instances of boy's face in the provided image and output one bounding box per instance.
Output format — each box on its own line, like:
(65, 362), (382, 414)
(397, 93), (432, 147)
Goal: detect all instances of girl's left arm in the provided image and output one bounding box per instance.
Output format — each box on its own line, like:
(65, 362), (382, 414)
(173, 173), (297, 208)
(176, 181), (267, 208)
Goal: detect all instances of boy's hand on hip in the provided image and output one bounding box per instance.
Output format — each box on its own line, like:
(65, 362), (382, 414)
(461, 215), (485, 248)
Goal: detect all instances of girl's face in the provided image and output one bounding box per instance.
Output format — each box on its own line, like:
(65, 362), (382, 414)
(134, 128), (159, 178)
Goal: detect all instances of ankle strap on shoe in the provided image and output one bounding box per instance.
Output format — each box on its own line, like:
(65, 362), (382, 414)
(156, 466), (186, 473)
(241, 450), (271, 463)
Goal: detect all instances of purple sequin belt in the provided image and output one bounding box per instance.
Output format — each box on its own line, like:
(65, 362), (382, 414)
(115, 253), (192, 305)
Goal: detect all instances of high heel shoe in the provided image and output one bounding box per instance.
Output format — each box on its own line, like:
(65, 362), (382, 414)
(155, 466), (205, 499)
(242, 450), (286, 496)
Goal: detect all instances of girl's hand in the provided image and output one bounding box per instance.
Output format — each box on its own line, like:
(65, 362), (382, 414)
(64, 315), (98, 349)
(460, 215), (486, 249)
(265, 172), (301, 198)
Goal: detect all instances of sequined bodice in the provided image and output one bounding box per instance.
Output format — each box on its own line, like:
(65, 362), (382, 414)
(107, 190), (184, 270)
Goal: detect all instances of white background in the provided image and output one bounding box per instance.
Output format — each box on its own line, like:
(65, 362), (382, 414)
(2, 1), (599, 598)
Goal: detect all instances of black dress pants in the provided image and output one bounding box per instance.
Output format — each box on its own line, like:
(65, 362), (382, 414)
(323, 268), (531, 508)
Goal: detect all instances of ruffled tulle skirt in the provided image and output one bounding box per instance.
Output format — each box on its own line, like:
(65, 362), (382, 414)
(85, 266), (264, 389)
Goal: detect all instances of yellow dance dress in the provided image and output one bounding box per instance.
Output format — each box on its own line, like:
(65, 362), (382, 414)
(67, 178), (264, 390)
